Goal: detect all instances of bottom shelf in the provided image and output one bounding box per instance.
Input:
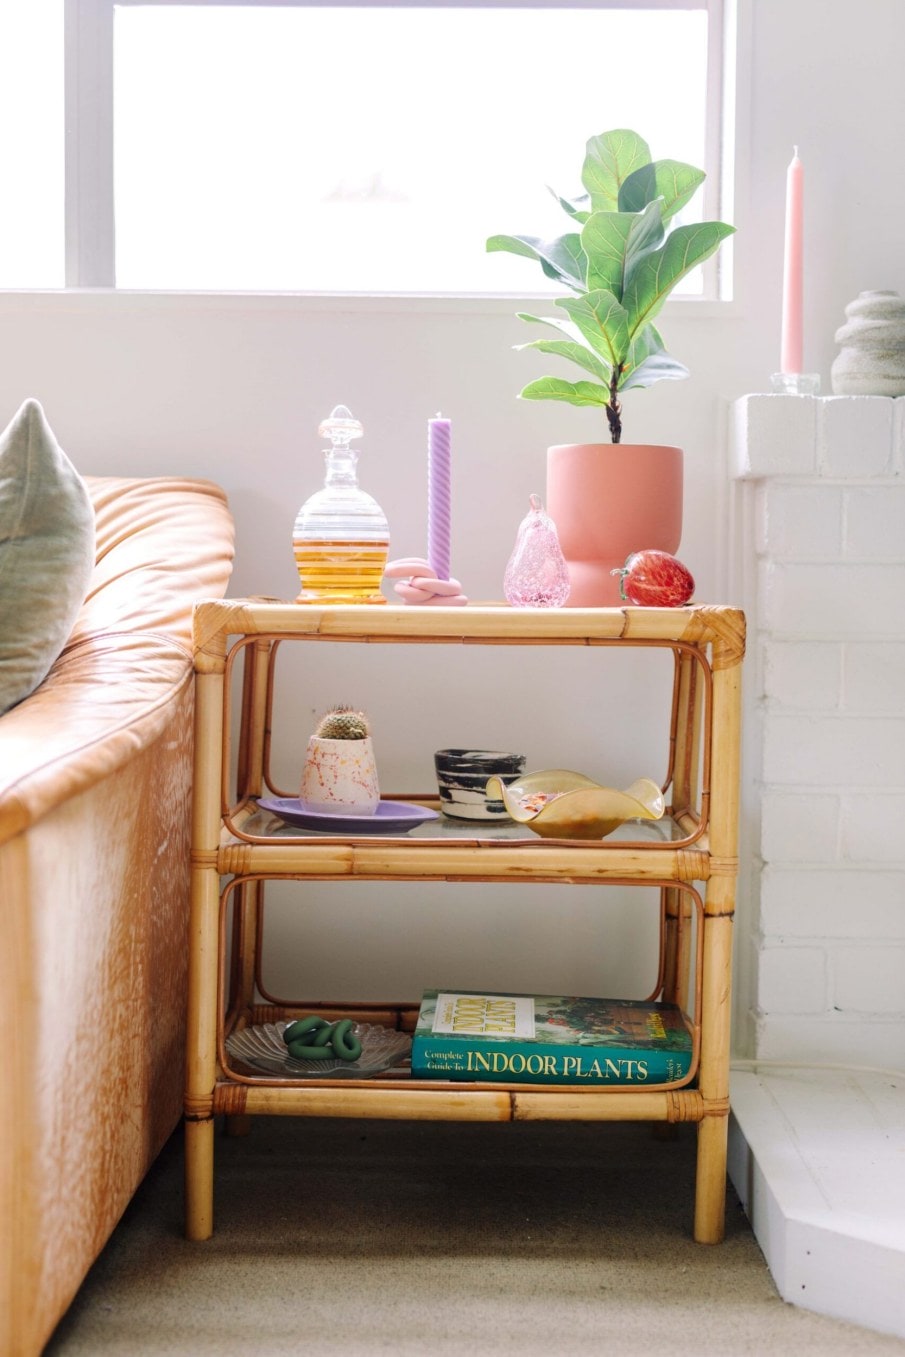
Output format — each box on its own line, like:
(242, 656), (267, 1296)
(218, 1001), (702, 1121)
(212, 1076), (708, 1126)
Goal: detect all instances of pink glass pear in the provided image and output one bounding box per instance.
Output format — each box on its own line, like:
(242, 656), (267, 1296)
(504, 494), (570, 608)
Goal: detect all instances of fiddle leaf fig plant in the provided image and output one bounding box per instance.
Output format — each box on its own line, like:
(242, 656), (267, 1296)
(487, 129), (735, 443)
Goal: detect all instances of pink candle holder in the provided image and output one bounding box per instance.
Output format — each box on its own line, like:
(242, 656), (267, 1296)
(384, 557), (468, 606)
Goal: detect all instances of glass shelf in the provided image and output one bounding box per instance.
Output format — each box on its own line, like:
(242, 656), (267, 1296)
(241, 802), (686, 844)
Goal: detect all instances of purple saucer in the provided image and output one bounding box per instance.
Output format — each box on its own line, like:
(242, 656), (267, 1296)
(257, 797), (439, 835)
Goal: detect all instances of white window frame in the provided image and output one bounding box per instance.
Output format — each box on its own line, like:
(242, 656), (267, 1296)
(64, 0), (729, 294)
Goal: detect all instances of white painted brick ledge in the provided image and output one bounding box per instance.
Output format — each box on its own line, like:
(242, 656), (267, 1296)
(731, 393), (905, 481)
(734, 389), (905, 1067)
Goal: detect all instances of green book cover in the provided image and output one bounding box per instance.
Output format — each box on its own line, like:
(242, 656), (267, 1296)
(411, 990), (693, 1086)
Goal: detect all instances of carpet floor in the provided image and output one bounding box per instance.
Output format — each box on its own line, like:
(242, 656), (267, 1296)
(45, 1117), (905, 1356)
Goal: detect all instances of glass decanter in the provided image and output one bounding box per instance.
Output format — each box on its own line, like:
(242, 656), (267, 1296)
(504, 494), (570, 607)
(292, 404), (390, 604)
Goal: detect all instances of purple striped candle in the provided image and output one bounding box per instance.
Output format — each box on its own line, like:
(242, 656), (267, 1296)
(427, 414), (451, 581)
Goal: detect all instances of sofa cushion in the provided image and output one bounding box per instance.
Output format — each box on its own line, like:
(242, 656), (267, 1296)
(0, 475), (234, 845)
(73, 475), (234, 648)
(0, 399), (95, 715)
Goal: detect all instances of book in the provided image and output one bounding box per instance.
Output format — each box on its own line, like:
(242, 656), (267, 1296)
(410, 990), (693, 1086)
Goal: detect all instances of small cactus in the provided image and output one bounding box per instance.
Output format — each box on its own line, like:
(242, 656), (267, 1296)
(314, 706), (370, 740)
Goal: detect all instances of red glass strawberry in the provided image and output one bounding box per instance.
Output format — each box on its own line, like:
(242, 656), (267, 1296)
(613, 550), (695, 607)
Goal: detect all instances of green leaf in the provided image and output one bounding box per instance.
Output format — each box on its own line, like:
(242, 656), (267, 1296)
(622, 200), (667, 288)
(515, 336), (612, 384)
(578, 202), (666, 301)
(615, 322), (665, 388)
(620, 351), (690, 391)
(486, 233), (537, 261)
(581, 130), (651, 212)
(622, 221), (736, 337)
(519, 376), (611, 408)
(548, 186), (591, 224)
(555, 290), (631, 370)
(486, 232), (586, 291)
(618, 160), (706, 222)
(579, 213), (635, 297)
(517, 311), (618, 379)
(538, 235), (587, 290)
(613, 322), (689, 390)
(516, 310), (584, 339)
(622, 322), (660, 373)
(517, 310), (611, 361)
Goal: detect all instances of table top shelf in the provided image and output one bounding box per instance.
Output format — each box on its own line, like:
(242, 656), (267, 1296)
(194, 598), (746, 656)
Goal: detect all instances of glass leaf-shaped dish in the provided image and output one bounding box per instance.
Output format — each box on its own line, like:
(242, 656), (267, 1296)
(485, 770), (665, 840)
(225, 1021), (411, 1078)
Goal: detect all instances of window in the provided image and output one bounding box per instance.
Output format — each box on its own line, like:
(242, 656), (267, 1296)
(1, 0), (728, 295)
(0, 2), (65, 288)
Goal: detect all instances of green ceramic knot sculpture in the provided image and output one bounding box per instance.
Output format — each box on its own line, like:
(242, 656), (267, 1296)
(282, 1015), (363, 1062)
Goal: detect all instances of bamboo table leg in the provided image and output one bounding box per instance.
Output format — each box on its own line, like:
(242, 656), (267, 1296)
(184, 1119), (216, 1240)
(224, 638), (271, 1140)
(691, 619), (742, 1243)
(184, 864), (220, 1239)
(185, 660), (227, 1241)
(695, 1112), (729, 1243)
(693, 910), (733, 1243)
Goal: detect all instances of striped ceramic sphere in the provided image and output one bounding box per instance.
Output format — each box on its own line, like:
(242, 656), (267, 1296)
(434, 748), (526, 820)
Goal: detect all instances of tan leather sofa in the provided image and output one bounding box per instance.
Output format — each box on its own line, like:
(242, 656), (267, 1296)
(0, 475), (234, 1357)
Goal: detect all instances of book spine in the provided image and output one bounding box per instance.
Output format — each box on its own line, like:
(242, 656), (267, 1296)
(410, 1038), (691, 1085)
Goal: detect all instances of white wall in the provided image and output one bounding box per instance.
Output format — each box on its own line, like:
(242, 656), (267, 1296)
(2, 0), (904, 1047)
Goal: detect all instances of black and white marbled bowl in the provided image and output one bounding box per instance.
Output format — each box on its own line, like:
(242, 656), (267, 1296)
(434, 748), (526, 820)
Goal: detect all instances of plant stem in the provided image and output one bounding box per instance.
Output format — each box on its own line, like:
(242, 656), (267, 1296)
(606, 367), (623, 444)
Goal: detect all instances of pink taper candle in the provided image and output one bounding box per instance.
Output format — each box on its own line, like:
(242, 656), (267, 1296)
(427, 414), (451, 581)
(780, 147), (804, 374)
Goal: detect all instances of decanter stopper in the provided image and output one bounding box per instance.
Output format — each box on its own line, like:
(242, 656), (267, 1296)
(292, 404), (390, 605)
(504, 494), (570, 608)
(318, 404), (363, 447)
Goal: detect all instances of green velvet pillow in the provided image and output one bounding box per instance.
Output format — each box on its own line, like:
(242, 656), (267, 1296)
(0, 399), (95, 715)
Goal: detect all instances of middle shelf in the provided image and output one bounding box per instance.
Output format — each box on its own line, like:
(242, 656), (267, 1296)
(216, 797), (712, 883)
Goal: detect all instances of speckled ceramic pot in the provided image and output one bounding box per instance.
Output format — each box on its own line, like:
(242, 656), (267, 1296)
(300, 735), (380, 815)
(434, 748), (526, 820)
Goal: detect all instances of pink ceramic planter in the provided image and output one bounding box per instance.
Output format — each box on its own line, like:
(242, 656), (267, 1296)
(546, 443), (683, 607)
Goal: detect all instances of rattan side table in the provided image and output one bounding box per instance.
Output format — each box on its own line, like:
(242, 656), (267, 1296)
(184, 601), (744, 1243)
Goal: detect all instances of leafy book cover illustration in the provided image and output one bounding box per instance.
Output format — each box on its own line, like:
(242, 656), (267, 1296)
(411, 990), (694, 1085)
